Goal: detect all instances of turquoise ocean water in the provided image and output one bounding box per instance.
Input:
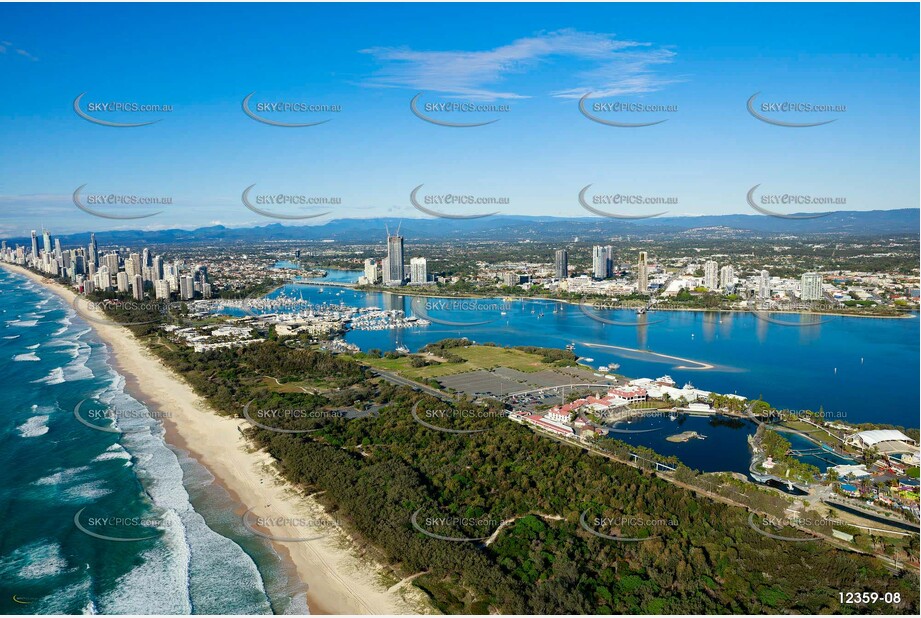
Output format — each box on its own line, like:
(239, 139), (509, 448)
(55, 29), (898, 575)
(0, 268), (307, 614)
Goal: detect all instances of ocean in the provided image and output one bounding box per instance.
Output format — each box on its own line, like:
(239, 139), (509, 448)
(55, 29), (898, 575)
(0, 268), (307, 614)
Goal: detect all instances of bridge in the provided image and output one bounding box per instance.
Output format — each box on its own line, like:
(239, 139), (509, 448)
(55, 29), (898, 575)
(630, 452), (676, 472)
(288, 278), (357, 289)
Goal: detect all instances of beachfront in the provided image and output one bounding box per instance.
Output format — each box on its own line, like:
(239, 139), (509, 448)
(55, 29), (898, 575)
(1, 263), (429, 616)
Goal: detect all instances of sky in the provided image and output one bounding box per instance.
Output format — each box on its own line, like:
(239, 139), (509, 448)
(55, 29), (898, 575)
(0, 2), (918, 236)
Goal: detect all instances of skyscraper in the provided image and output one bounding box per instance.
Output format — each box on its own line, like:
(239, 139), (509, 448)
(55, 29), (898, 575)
(410, 257), (427, 284)
(759, 270), (771, 300)
(386, 232), (404, 285)
(704, 260), (719, 291)
(132, 274), (144, 301)
(719, 265), (734, 291)
(637, 251), (648, 294)
(42, 228), (51, 256)
(801, 272), (823, 301)
(179, 275), (195, 300)
(592, 245), (613, 279)
(30, 230), (38, 261)
(554, 249), (568, 280)
(88, 233), (98, 268)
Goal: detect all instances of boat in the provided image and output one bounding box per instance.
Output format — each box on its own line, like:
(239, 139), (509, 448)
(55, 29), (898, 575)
(636, 307), (646, 315)
(582, 357), (594, 362)
(396, 344), (410, 354)
(565, 342), (575, 352)
(598, 366), (609, 372)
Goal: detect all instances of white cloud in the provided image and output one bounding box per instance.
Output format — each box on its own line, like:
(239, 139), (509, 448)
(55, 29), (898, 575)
(0, 41), (38, 61)
(361, 29), (678, 100)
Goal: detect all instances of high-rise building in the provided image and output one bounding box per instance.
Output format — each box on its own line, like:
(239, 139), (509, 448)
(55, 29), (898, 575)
(30, 230), (39, 261)
(179, 275), (195, 300)
(104, 252), (119, 274)
(154, 279), (171, 300)
(53, 238), (62, 261)
(554, 249), (568, 280)
(637, 251), (649, 294)
(116, 271), (130, 293)
(592, 245), (613, 279)
(719, 265), (734, 291)
(42, 229), (51, 256)
(386, 233), (404, 285)
(152, 255), (163, 280)
(88, 233), (98, 268)
(132, 274), (144, 301)
(363, 258), (379, 284)
(801, 272), (823, 301)
(759, 270), (771, 300)
(704, 260), (719, 291)
(410, 257), (427, 284)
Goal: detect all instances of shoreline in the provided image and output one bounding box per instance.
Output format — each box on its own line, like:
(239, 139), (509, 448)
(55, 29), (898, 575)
(2, 263), (428, 616)
(287, 278), (916, 320)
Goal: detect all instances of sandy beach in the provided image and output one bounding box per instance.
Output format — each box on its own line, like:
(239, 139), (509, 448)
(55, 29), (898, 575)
(2, 263), (429, 616)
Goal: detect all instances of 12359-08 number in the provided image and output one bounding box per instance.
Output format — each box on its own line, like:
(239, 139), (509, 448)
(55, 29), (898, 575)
(839, 592), (901, 605)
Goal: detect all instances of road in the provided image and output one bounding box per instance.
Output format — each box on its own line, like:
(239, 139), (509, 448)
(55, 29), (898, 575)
(368, 368), (456, 403)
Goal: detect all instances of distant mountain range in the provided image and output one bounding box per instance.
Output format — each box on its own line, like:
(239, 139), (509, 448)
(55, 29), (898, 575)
(6, 209), (918, 247)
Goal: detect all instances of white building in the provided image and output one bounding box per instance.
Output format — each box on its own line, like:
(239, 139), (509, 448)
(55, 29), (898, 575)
(363, 258), (379, 284)
(132, 274), (144, 301)
(846, 429), (917, 454)
(801, 272), (823, 301)
(592, 245), (612, 279)
(410, 257), (427, 284)
(155, 279), (171, 300)
(759, 269), (771, 300)
(719, 265), (734, 291)
(704, 260), (719, 290)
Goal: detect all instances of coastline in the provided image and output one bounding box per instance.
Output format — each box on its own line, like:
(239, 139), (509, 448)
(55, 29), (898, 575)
(1, 263), (429, 616)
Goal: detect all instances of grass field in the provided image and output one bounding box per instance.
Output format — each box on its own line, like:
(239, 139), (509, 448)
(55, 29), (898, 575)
(361, 345), (550, 381)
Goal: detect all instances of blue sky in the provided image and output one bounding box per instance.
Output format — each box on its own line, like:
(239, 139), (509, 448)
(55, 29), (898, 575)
(0, 2), (918, 236)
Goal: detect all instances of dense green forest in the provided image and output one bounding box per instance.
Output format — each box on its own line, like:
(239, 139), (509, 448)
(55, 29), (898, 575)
(133, 336), (919, 615)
